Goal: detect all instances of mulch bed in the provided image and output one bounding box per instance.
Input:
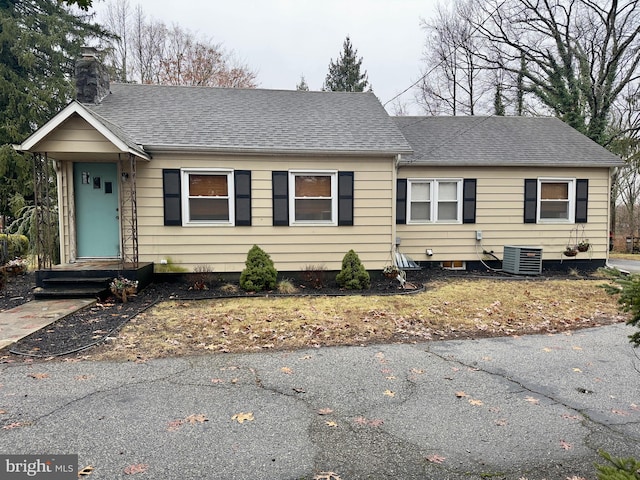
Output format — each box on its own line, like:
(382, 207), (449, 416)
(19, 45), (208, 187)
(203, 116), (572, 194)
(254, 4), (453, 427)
(0, 268), (597, 359)
(1, 271), (430, 358)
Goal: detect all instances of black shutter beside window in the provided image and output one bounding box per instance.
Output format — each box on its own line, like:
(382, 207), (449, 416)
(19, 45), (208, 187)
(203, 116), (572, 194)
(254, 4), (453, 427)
(396, 178), (407, 224)
(462, 179), (477, 224)
(272, 171), (289, 226)
(338, 171), (354, 226)
(234, 170), (252, 226)
(163, 169), (182, 226)
(575, 179), (588, 223)
(524, 179), (537, 224)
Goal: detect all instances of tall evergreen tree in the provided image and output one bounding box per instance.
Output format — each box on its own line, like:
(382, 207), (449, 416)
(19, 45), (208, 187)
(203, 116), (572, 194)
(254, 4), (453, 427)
(323, 36), (369, 92)
(0, 0), (103, 218)
(296, 74), (309, 91)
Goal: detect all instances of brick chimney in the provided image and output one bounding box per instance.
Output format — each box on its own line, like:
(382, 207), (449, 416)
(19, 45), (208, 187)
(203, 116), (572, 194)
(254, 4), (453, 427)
(75, 46), (110, 104)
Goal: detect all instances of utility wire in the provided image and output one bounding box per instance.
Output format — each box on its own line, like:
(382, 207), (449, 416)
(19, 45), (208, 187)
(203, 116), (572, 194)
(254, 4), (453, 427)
(382, 1), (501, 109)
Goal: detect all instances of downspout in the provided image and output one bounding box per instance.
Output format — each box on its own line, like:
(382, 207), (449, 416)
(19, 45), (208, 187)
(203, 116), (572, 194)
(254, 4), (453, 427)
(391, 154), (400, 265)
(606, 166), (613, 267)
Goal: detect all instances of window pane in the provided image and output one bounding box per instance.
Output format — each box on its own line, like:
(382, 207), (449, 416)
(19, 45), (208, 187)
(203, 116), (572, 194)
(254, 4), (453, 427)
(541, 182), (568, 200)
(540, 201), (569, 219)
(189, 175), (228, 196)
(438, 182), (458, 201)
(295, 176), (331, 197)
(411, 202), (430, 221)
(438, 202), (458, 221)
(411, 182), (430, 201)
(189, 198), (229, 221)
(295, 199), (332, 221)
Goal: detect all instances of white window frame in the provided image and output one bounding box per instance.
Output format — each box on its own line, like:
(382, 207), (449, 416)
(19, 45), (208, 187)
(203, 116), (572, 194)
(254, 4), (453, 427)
(181, 169), (234, 226)
(289, 170), (338, 226)
(537, 178), (575, 223)
(407, 178), (463, 224)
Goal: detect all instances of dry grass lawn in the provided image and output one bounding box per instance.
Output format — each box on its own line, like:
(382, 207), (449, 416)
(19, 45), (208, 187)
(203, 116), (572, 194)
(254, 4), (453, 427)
(91, 277), (628, 361)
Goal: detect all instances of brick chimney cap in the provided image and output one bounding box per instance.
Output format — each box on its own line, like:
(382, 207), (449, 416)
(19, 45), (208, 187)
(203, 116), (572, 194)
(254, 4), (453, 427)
(81, 46), (100, 58)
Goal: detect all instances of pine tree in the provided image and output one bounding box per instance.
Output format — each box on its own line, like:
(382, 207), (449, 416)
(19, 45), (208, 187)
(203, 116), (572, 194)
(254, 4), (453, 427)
(296, 74), (309, 91)
(323, 36), (369, 92)
(0, 0), (104, 217)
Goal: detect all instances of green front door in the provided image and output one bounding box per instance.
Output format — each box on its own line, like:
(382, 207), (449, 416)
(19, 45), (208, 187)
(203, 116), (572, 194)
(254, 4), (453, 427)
(74, 162), (120, 258)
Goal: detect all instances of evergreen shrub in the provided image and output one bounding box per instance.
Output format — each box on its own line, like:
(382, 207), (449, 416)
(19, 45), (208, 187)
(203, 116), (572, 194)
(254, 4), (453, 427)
(336, 249), (370, 290)
(595, 450), (640, 479)
(601, 270), (640, 346)
(240, 245), (277, 292)
(0, 234), (29, 260)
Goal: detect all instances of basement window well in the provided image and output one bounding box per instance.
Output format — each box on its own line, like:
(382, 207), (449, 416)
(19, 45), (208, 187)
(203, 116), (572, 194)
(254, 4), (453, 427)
(441, 260), (465, 270)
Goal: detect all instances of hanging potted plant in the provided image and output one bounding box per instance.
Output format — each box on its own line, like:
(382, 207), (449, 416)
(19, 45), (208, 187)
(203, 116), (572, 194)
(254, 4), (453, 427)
(563, 245), (578, 257)
(577, 239), (590, 252)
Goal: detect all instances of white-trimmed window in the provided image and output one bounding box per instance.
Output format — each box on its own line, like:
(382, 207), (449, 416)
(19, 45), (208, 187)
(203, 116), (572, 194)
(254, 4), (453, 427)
(182, 169), (234, 225)
(537, 178), (575, 223)
(289, 171), (337, 225)
(407, 179), (462, 223)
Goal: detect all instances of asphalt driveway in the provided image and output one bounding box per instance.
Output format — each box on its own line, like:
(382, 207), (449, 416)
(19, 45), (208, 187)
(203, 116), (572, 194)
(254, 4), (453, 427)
(0, 323), (638, 479)
(608, 258), (640, 274)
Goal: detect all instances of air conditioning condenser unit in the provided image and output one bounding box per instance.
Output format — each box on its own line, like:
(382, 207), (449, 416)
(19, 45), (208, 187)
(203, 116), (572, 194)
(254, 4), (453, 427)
(502, 245), (543, 275)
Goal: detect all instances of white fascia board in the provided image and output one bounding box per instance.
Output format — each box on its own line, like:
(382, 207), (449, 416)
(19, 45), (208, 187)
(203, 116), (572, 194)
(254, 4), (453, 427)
(17, 101), (150, 160)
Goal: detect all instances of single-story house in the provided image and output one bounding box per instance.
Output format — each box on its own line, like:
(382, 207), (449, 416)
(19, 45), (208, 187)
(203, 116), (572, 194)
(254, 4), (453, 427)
(15, 52), (622, 291)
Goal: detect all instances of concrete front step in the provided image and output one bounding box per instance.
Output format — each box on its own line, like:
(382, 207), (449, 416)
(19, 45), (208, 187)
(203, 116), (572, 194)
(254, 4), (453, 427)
(42, 277), (112, 287)
(34, 276), (112, 300)
(33, 286), (109, 300)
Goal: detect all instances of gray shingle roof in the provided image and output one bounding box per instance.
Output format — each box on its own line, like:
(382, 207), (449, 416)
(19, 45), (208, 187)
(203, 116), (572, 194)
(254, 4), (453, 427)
(86, 108), (148, 158)
(394, 116), (622, 167)
(84, 84), (412, 155)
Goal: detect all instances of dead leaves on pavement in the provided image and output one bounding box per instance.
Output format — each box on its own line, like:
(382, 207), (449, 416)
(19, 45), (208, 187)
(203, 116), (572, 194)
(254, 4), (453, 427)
(231, 412), (254, 424)
(167, 413), (209, 431)
(123, 463), (148, 475)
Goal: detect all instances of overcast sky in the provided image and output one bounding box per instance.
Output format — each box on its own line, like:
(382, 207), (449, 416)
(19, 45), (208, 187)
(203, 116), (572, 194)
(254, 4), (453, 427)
(94, 0), (438, 113)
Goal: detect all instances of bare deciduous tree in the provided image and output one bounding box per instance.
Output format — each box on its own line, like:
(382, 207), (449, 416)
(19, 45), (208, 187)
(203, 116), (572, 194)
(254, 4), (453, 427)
(417, 0), (492, 115)
(469, 0), (640, 145)
(98, 1), (257, 88)
(101, 0), (130, 82)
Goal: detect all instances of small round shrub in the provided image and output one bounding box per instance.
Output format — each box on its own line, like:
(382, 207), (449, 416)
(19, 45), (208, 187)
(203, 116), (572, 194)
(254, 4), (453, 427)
(336, 249), (370, 290)
(0, 234), (29, 259)
(240, 245), (278, 292)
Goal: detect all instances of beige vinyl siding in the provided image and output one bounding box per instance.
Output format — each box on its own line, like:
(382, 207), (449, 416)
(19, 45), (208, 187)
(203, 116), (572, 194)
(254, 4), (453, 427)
(397, 166), (611, 262)
(136, 154), (396, 272)
(33, 115), (121, 154)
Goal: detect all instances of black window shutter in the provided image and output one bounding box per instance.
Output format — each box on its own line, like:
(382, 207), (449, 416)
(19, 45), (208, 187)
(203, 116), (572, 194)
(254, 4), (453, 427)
(338, 171), (354, 226)
(462, 179), (477, 224)
(575, 179), (588, 223)
(272, 171), (289, 226)
(524, 179), (537, 224)
(396, 178), (407, 224)
(163, 169), (182, 226)
(234, 170), (252, 226)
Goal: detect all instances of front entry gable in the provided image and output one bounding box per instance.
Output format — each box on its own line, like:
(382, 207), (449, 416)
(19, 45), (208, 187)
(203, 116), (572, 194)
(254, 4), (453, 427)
(15, 102), (149, 161)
